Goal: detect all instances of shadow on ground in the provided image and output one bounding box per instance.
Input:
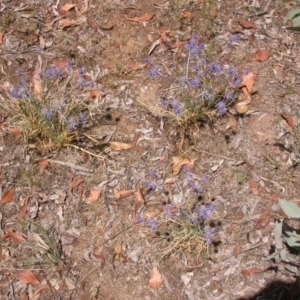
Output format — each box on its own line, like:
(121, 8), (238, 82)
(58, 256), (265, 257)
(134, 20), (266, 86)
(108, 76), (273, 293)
(238, 277), (300, 300)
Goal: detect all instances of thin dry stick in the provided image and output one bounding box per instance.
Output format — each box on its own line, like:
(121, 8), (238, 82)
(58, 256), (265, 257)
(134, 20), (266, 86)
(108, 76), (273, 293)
(66, 144), (107, 160)
(47, 159), (93, 173)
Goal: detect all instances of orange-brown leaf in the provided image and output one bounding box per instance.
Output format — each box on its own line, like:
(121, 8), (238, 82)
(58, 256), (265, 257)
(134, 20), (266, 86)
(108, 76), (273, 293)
(170, 41), (187, 49)
(109, 142), (132, 151)
(52, 59), (69, 68)
(0, 32), (4, 44)
(210, 5), (218, 18)
(60, 3), (76, 11)
(1, 188), (15, 204)
(59, 19), (81, 28)
(68, 177), (85, 192)
(19, 270), (40, 285)
(10, 128), (22, 135)
(4, 228), (26, 242)
(33, 60), (42, 100)
(36, 159), (52, 169)
(33, 284), (49, 296)
(149, 266), (163, 289)
(241, 268), (265, 276)
(19, 196), (30, 218)
(171, 156), (191, 176)
(136, 188), (145, 203)
(240, 72), (255, 95)
(114, 188), (136, 200)
(164, 177), (175, 184)
(113, 243), (122, 261)
(125, 13), (154, 22)
(180, 11), (192, 18)
(87, 19), (98, 32)
(86, 189), (102, 204)
(254, 49), (271, 62)
(281, 113), (294, 129)
(238, 18), (258, 29)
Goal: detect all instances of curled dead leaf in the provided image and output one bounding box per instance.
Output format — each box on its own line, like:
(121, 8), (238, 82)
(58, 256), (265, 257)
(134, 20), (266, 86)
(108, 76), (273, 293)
(241, 268), (265, 276)
(86, 189), (102, 204)
(33, 60), (42, 100)
(238, 18), (258, 29)
(36, 159), (52, 169)
(136, 188), (145, 203)
(0, 32), (4, 44)
(60, 3), (76, 12)
(68, 177), (85, 192)
(125, 13), (154, 22)
(227, 113), (237, 131)
(240, 72), (255, 96)
(171, 156), (191, 176)
(114, 188), (136, 200)
(170, 41), (187, 49)
(4, 228), (26, 242)
(109, 142), (132, 151)
(234, 104), (249, 114)
(164, 178), (175, 184)
(281, 113), (294, 129)
(113, 243), (122, 261)
(19, 270), (40, 285)
(52, 59), (69, 68)
(254, 49), (271, 62)
(19, 196), (30, 218)
(1, 188), (15, 204)
(149, 266), (163, 289)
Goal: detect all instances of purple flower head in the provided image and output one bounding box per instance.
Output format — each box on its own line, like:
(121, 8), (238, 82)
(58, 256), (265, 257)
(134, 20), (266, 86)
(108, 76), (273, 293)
(231, 77), (242, 87)
(149, 170), (156, 178)
(147, 217), (157, 232)
(160, 98), (169, 108)
(209, 62), (223, 75)
(148, 67), (160, 78)
(225, 92), (234, 101)
(41, 107), (54, 120)
(78, 68), (84, 75)
(228, 66), (238, 78)
(170, 100), (182, 115)
(67, 115), (79, 132)
(199, 89), (212, 101)
(204, 227), (215, 245)
(15, 68), (23, 76)
(201, 176), (209, 183)
(44, 66), (65, 78)
(79, 112), (87, 122)
(192, 33), (199, 40)
(228, 33), (240, 43)
(188, 77), (201, 88)
(182, 165), (190, 173)
(9, 81), (29, 99)
(136, 214), (143, 224)
(66, 61), (72, 68)
(190, 180), (202, 193)
(216, 101), (227, 116)
(187, 39), (204, 56)
(145, 180), (157, 190)
(198, 204), (215, 220)
(144, 56), (151, 64)
(187, 211), (199, 224)
(164, 204), (175, 219)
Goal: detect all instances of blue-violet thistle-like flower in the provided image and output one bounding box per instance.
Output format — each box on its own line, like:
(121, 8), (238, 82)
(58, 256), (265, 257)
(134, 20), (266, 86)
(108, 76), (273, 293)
(204, 227), (215, 245)
(198, 204), (215, 220)
(160, 98), (169, 108)
(209, 62), (223, 75)
(67, 116), (79, 132)
(226, 92), (234, 101)
(216, 101), (227, 116)
(228, 33), (240, 43)
(148, 67), (160, 78)
(147, 217), (157, 232)
(170, 100), (182, 115)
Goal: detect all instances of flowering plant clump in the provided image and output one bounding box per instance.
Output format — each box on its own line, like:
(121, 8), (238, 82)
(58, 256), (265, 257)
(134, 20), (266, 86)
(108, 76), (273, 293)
(137, 170), (216, 259)
(146, 32), (243, 127)
(1, 64), (93, 149)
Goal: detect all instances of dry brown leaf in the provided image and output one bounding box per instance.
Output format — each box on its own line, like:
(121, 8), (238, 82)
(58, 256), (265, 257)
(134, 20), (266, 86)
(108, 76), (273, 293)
(0, 32), (4, 44)
(128, 62), (147, 72)
(149, 266), (163, 289)
(227, 113), (237, 131)
(68, 176), (85, 192)
(180, 11), (192, 18)
(254, 49), (271, 62)
(33, 60), (42, 100)
(1, 188), (15, 204)
(281, 113), (294, 129)
(86, 189), (102, 204)
(234, 242), (241, 257)
(36, 159), (52, 169)
(87, 19), (98, 32)
(19, 196), (30, 218)
(33, 284), (49, 296)
(52, 59), (69, 68)
(171, 156), (191, 176)
(10, 128), (22, 135)
(240, 72), (255, 95)
(170, 41), (187, 49)
(114, 188), (136, 200)
(144, 209), (160, 218)
(113, 243), (122, 261)
(210, 5), (218, 18)
(234, 104), (249, 114)
(248, 33), (255, 45)
(125, 13), (154, 22)
(186, 158), (197, 169)
(164, 177), (175, 184)
(20, 292), (29, 300)
(4, 228), (26, 242)
(60, 3), (76, 11)
(19, 270), (40, 285)
(241, 268), (265, 276)
(136, 188), (145, 203)
(238, 18), (258, 29)
(109, 142), (132, 151)
(59, 19), (81, 28)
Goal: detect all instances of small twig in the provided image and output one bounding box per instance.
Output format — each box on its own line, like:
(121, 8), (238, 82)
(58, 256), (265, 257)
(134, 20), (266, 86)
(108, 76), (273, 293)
(192, 149), (234, 161)
(247, 0), (272, 17)
(66, 144), (107, 161)
(47, 159), (94, 173)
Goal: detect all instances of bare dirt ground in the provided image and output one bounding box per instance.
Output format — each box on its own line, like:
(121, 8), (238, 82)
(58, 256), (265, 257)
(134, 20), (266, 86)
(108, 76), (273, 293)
(1, 0), (300, 299)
